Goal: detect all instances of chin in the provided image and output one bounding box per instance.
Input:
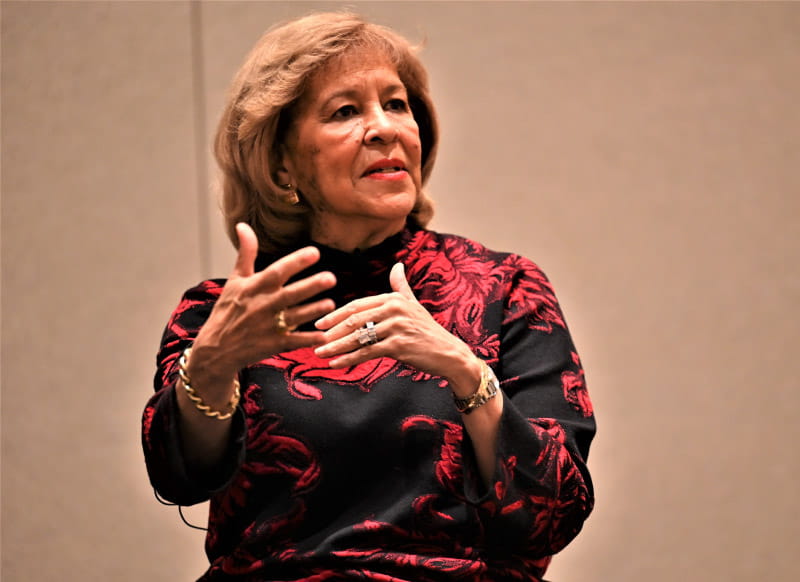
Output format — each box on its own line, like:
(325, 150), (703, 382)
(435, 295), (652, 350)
(383, 196), (417, 220)
(368, 186), (416, 207)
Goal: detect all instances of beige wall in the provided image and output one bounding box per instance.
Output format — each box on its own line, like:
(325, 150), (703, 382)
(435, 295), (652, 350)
(2, 2), (798, 580)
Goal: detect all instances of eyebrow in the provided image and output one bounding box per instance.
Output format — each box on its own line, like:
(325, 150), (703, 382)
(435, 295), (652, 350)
(318, 83), (407, 110)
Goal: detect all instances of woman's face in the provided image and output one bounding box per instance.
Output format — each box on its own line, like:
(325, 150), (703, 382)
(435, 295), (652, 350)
(281, 55), (423, 251)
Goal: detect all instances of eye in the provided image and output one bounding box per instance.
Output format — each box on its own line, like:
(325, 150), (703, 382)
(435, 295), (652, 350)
(332, 105), (358, 120)
(385, 98), (409, 112)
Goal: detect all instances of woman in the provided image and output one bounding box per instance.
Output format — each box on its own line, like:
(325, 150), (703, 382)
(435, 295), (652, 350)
(142, 12), (595, 582)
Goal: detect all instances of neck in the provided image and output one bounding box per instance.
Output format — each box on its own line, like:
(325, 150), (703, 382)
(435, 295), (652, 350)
(310, 218), (406, 253)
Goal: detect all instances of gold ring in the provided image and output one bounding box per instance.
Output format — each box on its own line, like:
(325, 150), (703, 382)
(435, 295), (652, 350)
(275, 309), (292, 334)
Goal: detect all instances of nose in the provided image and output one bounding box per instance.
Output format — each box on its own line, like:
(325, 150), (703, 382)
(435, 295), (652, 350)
(363, 107), (399, 144)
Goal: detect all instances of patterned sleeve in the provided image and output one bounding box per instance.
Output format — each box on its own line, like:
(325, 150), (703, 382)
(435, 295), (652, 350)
(141, 279), (247, 506)
(461, 254), (595, 561)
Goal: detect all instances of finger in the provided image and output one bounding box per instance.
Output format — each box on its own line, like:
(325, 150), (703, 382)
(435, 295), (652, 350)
(326, 344), (384, 368)
(389, 262), (416, 301)
(255, 246), (323, 290)
(278, 271), (337, 308)
(233, 222), (259, 278)
(278, 330), (331, 352)
(314, 295), (389, 330)
(318, 304), (387, 344)
(314, 315), (384, 358)
(324, 327), (395, 367)
(283, 299), (336, 330)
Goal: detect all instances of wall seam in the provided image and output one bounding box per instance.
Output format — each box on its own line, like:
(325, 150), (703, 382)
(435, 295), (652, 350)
(190, 0), (211, 277)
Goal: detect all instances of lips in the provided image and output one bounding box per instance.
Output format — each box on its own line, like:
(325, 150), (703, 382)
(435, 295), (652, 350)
(362, 158), (407, 177)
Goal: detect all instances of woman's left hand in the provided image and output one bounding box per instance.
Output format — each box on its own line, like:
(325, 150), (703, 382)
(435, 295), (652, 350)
(313, 263), (481, 395)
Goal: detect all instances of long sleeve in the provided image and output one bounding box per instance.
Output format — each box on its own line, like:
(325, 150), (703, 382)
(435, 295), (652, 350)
(141, 279), (247, 506)
(405, 229), (595, 570)
(461, 254), (595, 562)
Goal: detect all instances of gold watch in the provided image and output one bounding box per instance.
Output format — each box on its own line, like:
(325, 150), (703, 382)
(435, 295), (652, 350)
(453, 361), (499, 414)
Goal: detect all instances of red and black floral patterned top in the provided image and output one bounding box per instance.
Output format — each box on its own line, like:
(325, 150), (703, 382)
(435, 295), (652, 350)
(142, 225), (595, 582)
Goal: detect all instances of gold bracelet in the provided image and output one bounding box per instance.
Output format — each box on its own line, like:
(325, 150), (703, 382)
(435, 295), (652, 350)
(178, 347), (240, 420)
(452, 359), (499, 414)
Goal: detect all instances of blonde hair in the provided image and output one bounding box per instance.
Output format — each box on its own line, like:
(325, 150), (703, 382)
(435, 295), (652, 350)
(214, 12), (439, 255)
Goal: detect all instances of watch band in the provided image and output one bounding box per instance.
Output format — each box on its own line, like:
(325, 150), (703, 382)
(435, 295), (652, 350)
(453, 360), (499, 414)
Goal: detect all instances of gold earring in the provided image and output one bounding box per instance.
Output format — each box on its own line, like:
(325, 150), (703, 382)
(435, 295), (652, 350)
(281, 184), (300, 205)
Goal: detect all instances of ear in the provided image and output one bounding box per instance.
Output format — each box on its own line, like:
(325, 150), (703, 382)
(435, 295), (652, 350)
(275, 157), (293, 187)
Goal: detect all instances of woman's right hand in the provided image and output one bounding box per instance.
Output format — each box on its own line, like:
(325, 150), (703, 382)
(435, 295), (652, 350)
(187, 222), (336, 402)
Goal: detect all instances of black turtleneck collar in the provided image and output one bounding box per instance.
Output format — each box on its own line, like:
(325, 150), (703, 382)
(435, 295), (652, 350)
(312, 226), (407, 271)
